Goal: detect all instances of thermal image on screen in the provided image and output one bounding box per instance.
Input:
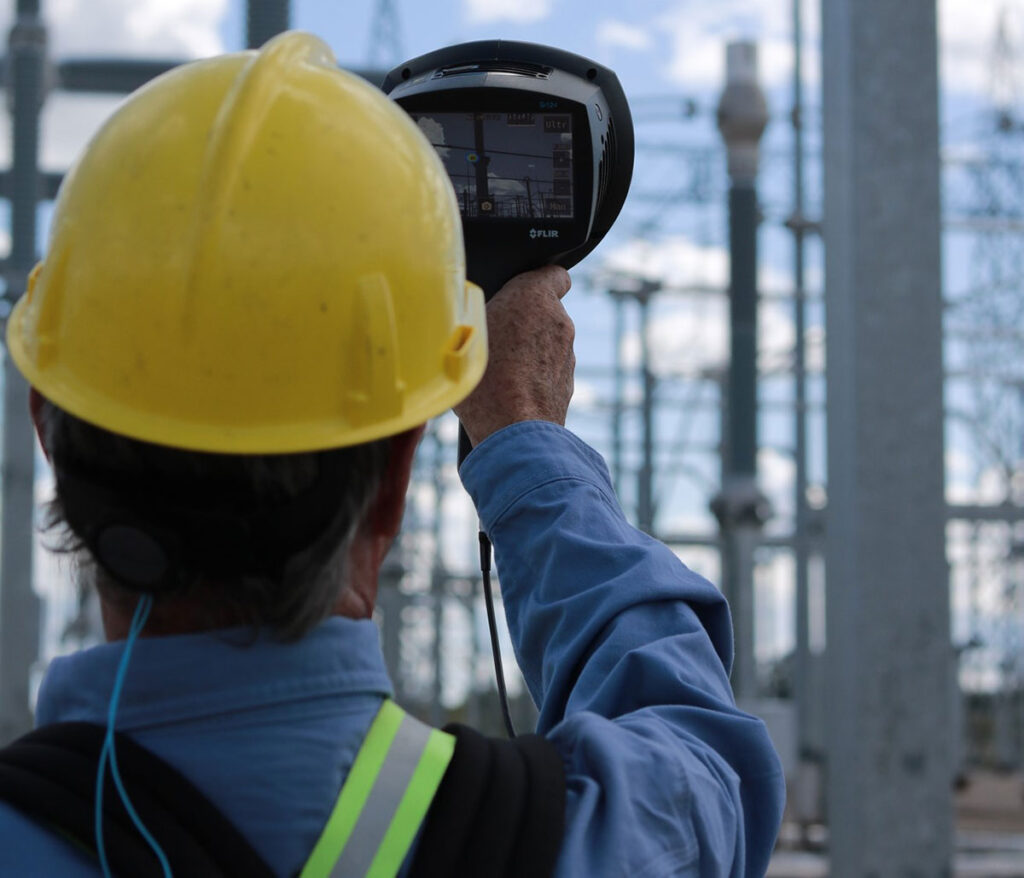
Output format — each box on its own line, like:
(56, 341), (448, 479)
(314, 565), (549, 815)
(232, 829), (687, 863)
(411, 112), (574, 220)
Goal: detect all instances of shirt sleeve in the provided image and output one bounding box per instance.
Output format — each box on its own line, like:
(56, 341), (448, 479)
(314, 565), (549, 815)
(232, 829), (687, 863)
(460, 421), (785, 877)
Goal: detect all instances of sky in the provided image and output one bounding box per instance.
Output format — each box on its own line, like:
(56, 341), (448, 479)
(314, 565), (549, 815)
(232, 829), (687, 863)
(14, 0), (1024, 687)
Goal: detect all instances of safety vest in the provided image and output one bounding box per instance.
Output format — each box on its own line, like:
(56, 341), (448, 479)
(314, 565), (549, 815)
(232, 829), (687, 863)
(300, 700), (455, 878)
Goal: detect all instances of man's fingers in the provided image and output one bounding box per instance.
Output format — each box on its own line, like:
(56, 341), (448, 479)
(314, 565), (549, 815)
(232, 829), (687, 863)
(495, 265), (572, 301)
(546, 266), (572, 299)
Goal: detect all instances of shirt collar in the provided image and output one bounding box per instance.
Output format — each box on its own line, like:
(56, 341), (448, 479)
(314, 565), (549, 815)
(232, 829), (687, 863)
(36, 616), (393, 731)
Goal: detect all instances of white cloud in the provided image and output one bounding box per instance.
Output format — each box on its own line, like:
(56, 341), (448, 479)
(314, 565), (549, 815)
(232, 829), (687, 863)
(946, 458), (1013, 505)
(416, 117), (450, 160)
(652, 0), (1015, 103)
(654, 0), (1024, 103)
(464, 0), (552, 25)
(940, 0), (1024, 100)
(572, 377), (600, 409)
(945, 447), (981, 504)
(600, 235), (729, 288)
(0, 2), (231, 176)
(759, 445), (794, 520)
(657, 0), (820, 90)
(613, 285), (808, 379)
(46, 0), (227, 58)
(599, 235), (806, 377)
(40, 93), (125, 172)
(596, 20), (653, 53)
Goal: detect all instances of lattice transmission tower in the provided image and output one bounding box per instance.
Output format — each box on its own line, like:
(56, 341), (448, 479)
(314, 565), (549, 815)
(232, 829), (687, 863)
(945, 1), (1024, 767)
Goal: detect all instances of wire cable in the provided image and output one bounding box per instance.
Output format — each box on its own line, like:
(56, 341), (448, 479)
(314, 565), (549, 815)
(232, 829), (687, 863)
(479, 531), (516, 738)
(95, 594), (173, 878)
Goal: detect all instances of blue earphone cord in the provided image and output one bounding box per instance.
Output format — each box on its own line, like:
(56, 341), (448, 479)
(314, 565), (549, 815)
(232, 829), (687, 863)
(94, 594), (173, 878)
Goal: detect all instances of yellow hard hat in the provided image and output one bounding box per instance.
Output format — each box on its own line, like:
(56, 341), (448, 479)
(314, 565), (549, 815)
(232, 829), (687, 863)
(7, 32), (486, 453)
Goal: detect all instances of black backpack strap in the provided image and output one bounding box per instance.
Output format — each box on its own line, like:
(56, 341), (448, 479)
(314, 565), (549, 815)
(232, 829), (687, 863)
(0, 722), (275, 878)
(408, 725), (566, 878)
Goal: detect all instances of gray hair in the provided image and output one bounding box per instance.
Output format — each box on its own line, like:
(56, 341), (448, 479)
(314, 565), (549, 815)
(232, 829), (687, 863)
(37, 399), (393, 639)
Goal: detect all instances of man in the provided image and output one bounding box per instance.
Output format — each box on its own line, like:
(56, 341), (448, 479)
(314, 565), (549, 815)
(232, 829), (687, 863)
(0, 31), (784, 877)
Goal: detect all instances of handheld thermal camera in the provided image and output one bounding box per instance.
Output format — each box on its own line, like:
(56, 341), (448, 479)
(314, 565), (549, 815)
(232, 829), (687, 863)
(383, 40), (635, 298)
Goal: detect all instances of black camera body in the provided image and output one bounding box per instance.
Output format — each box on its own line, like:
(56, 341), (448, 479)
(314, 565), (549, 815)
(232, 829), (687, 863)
(383, 41), (634, 298)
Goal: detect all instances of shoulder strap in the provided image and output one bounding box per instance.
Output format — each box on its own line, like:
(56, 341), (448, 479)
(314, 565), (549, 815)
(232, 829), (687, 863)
(407, 723), (566, 878)
(0, 721), (275, 878)
(300, 699), (456, 878)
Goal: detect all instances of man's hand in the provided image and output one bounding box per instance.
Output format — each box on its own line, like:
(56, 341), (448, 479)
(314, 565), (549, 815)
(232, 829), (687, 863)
(455, 266), (575, 447)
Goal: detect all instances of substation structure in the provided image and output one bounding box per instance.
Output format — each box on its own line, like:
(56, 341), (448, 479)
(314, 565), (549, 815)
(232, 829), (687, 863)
(0, 0), (1022, 865)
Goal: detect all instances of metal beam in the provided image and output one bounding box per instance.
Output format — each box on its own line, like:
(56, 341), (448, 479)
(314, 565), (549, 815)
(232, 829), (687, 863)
(246, 0), (290, 49)
(56, 58), (181, 94)
(821, 1), (953, 872)
(947, 503), (1024, 523)
(0, 169), (60, 200)
(0, 0), (43, 744)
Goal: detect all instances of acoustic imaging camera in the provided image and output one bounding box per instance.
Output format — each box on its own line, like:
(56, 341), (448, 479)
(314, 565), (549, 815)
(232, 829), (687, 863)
(383, 40), (635, 298)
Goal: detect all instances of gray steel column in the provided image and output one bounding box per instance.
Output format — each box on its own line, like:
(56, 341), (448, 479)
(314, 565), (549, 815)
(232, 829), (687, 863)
(711, 43), (771, 702)
(429, 427), (445, 728)
(822, 1), (953, 873)
(789, 0), (821, 833)
(611, 293), (625, 500)
(790, 0), (811, 753)
(0, 0), (45, 744)
(246, 0), (290, 49)
(637, 285), (655, 534)
(612, 280), (659, 531)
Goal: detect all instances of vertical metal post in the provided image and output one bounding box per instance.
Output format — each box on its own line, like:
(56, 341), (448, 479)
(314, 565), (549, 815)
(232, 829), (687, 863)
(822, 1), (952, 872)
(429, 427), (445, 728)
(711, 43), (770, 703)
(637, 286), (655, 534)
(790, 0), (819, 821)
(473, 115), (492, 215)
(611, 293), (625, 499)
(246, 0), (290, 49)
(0, 0), (45, 744)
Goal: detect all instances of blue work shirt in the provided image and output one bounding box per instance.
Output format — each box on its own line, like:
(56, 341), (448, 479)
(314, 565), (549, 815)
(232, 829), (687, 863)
(0, 422), (784, 876)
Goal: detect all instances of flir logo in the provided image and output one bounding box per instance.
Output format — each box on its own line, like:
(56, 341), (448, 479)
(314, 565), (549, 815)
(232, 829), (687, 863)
(529, 228), (559, 239)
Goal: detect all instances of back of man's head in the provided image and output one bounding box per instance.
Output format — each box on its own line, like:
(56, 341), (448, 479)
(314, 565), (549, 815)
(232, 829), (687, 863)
(7, 32), (488, 636)
(37, 397), (392, 637)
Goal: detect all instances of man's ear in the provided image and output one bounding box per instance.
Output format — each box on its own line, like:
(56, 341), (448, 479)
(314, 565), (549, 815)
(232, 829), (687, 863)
(28, 388), (51, 462)
(364, 424), (427, 541)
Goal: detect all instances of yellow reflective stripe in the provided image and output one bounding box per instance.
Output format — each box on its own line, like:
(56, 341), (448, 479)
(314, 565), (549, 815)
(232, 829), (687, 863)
(365, 727), (456, 878)
(329, 714), (442, 876)
(299, 701), (405, 878)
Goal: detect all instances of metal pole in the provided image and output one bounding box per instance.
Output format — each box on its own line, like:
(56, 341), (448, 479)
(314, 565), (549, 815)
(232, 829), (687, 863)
(473, 115), (492, 214)
(429, 427), (445, 728)
(0, 0), (45, 744)
(246, 0), (290, 49)
(790, 0), (819, 829)
(611, 293), (625, 499)
(821, 1), (952, 871)
(638, 287), (655, 534)
(711, 42), (770, 703)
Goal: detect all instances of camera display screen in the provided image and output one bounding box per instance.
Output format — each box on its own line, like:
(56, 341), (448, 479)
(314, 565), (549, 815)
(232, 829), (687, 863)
(410, 111), (574, 220)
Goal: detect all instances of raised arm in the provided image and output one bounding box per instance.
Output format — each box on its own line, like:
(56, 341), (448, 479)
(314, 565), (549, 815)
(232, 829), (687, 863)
(457, 268), (785, 876)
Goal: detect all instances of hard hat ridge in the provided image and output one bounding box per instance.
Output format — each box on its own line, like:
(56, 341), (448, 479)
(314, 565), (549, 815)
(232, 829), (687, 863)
(183, 33), (334, 333)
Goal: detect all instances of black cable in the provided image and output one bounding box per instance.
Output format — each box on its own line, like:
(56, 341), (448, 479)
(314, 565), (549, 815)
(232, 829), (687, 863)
(479, 530), (516, 739)
(459, 424), (516, 738)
